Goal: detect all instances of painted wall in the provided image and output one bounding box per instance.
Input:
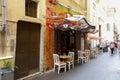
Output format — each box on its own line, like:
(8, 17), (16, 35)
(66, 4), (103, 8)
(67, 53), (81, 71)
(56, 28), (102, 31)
(101, 17), (114, 42)
(88, 0), (115, 48)
(46, 0), (87, 70)
(58, 0), (86, 14)
(0, 0), (88, 72)
(86, 0), (90, 21)
(0, 0), (46, 72)
(97, 0), (114, 42)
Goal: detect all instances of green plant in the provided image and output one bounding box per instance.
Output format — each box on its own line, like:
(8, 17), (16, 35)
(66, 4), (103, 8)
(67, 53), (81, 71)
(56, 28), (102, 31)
(2, 60), (18, 69)
(3, 60), (13, 69)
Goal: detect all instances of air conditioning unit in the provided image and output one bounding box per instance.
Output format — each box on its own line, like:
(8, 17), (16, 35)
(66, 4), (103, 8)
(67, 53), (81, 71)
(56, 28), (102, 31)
(0, 69), (14, 80)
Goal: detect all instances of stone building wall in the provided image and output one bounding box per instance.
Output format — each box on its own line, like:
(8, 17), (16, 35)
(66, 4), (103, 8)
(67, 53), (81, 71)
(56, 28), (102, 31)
(0, 0), (46, 72)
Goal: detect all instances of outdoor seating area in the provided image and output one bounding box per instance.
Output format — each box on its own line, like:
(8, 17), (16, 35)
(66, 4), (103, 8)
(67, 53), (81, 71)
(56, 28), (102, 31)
(78, 50), (90, 64)
(90, 47), (98, 58)
(53, 54), (66, 74)
(51, 13), (97, 74)
(53, 52), (75, 74)
(53, 49), (97, 74)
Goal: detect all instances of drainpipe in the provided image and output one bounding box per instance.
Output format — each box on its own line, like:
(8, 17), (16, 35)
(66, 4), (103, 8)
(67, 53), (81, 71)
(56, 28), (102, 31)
(1, 0), (7, 54)
(2, 0), (7, 32)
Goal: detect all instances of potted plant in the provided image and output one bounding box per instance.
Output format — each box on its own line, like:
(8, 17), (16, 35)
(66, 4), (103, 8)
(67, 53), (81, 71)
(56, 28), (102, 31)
(0, 60), (15, 80)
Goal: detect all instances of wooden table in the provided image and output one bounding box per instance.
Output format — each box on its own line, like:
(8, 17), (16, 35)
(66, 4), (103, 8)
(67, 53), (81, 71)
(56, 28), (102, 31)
(60, 55), (71, 59)
(59, 55), (71, 62)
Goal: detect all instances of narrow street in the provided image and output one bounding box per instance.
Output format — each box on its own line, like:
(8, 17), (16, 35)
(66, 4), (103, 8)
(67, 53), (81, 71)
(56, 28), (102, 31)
(25, 52), (120, 80)
(1, 0), (120, 80)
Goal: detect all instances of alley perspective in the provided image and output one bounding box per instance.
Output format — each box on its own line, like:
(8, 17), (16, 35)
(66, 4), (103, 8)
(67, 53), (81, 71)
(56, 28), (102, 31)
(0, 0), (120, 80)
(25, 51), (120, 80)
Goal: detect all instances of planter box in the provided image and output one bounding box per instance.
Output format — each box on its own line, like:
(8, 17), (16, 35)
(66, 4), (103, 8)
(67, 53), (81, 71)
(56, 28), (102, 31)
(0, 69), (14, 80)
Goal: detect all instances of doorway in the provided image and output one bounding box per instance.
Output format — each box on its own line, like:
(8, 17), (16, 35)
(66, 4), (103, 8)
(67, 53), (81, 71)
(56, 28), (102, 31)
(15, 21), (41, 79)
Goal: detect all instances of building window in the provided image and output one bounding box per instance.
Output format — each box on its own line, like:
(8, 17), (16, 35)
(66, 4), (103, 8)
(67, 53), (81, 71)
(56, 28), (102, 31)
(107, 23), (110, 31)
(25, 0), (38, 18)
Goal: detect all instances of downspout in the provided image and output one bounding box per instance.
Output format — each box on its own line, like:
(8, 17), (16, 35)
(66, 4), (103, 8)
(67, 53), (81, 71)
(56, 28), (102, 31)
(1, 0), (6, 54)
(2, 0), (6, 32)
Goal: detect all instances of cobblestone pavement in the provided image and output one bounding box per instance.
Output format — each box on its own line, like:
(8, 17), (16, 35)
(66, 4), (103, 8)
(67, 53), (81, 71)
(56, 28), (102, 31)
(25, 52), (120, 80)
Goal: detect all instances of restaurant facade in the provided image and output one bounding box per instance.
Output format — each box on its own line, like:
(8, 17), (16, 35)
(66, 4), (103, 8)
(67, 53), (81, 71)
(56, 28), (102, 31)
(45, 0), (95, 70)
(0, 0), (96, 79)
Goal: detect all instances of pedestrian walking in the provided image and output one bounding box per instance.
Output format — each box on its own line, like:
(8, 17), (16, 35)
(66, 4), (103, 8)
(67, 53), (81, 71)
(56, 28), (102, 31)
(114, 41), (118, 54)
(118, 42), (120, 54)
(110, 42), (114, 55)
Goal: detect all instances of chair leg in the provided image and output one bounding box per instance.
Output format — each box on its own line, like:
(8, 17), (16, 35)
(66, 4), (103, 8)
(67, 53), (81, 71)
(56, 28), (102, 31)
(81, 59), (83, 64)
(88, 56), (89, 61)
(53, 65), (55, 72)
(87, 56), (89, 61)
(78, 59), (79, 63)
(69, 63), (70, 71)
(58, 66), (60, 74)
(85, 57), (87, 62)
(82, 58), (84, 64)
(65, 65), (66, 72)
(78, 58), (81, 63)
(72, 63), (74, 68)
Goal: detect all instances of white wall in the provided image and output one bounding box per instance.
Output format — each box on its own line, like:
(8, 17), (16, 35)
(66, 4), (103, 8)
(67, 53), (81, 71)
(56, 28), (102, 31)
(90, 0), (115, 44)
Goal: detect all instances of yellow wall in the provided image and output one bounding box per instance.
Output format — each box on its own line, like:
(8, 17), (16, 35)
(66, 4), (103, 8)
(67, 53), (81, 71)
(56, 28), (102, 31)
(86, 0), (90, 22)
(74, 0), (87, 10)
(7, 0), (46, 23)
(47, 0), (87, 16)
(0, 0), (46, 72)
(46, 0), (79, 69)
(46, 0), (87, 69)
(58, 0), (86, 14)
(0, 0), (46, 55)
(0, 0), (1, 15)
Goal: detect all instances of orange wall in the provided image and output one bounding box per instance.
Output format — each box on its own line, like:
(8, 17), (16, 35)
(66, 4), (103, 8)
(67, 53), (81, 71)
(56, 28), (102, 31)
(45, 0), (76, 70)
(45, 0), (83, 70)
(45, 26), (53, 70)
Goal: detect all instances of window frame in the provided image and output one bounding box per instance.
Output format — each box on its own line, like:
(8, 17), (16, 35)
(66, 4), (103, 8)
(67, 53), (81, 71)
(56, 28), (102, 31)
(25, 0), (38, 18)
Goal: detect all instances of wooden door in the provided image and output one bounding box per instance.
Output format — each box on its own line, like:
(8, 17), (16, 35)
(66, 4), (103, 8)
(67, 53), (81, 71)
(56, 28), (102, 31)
(15, 21), (40, 80)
